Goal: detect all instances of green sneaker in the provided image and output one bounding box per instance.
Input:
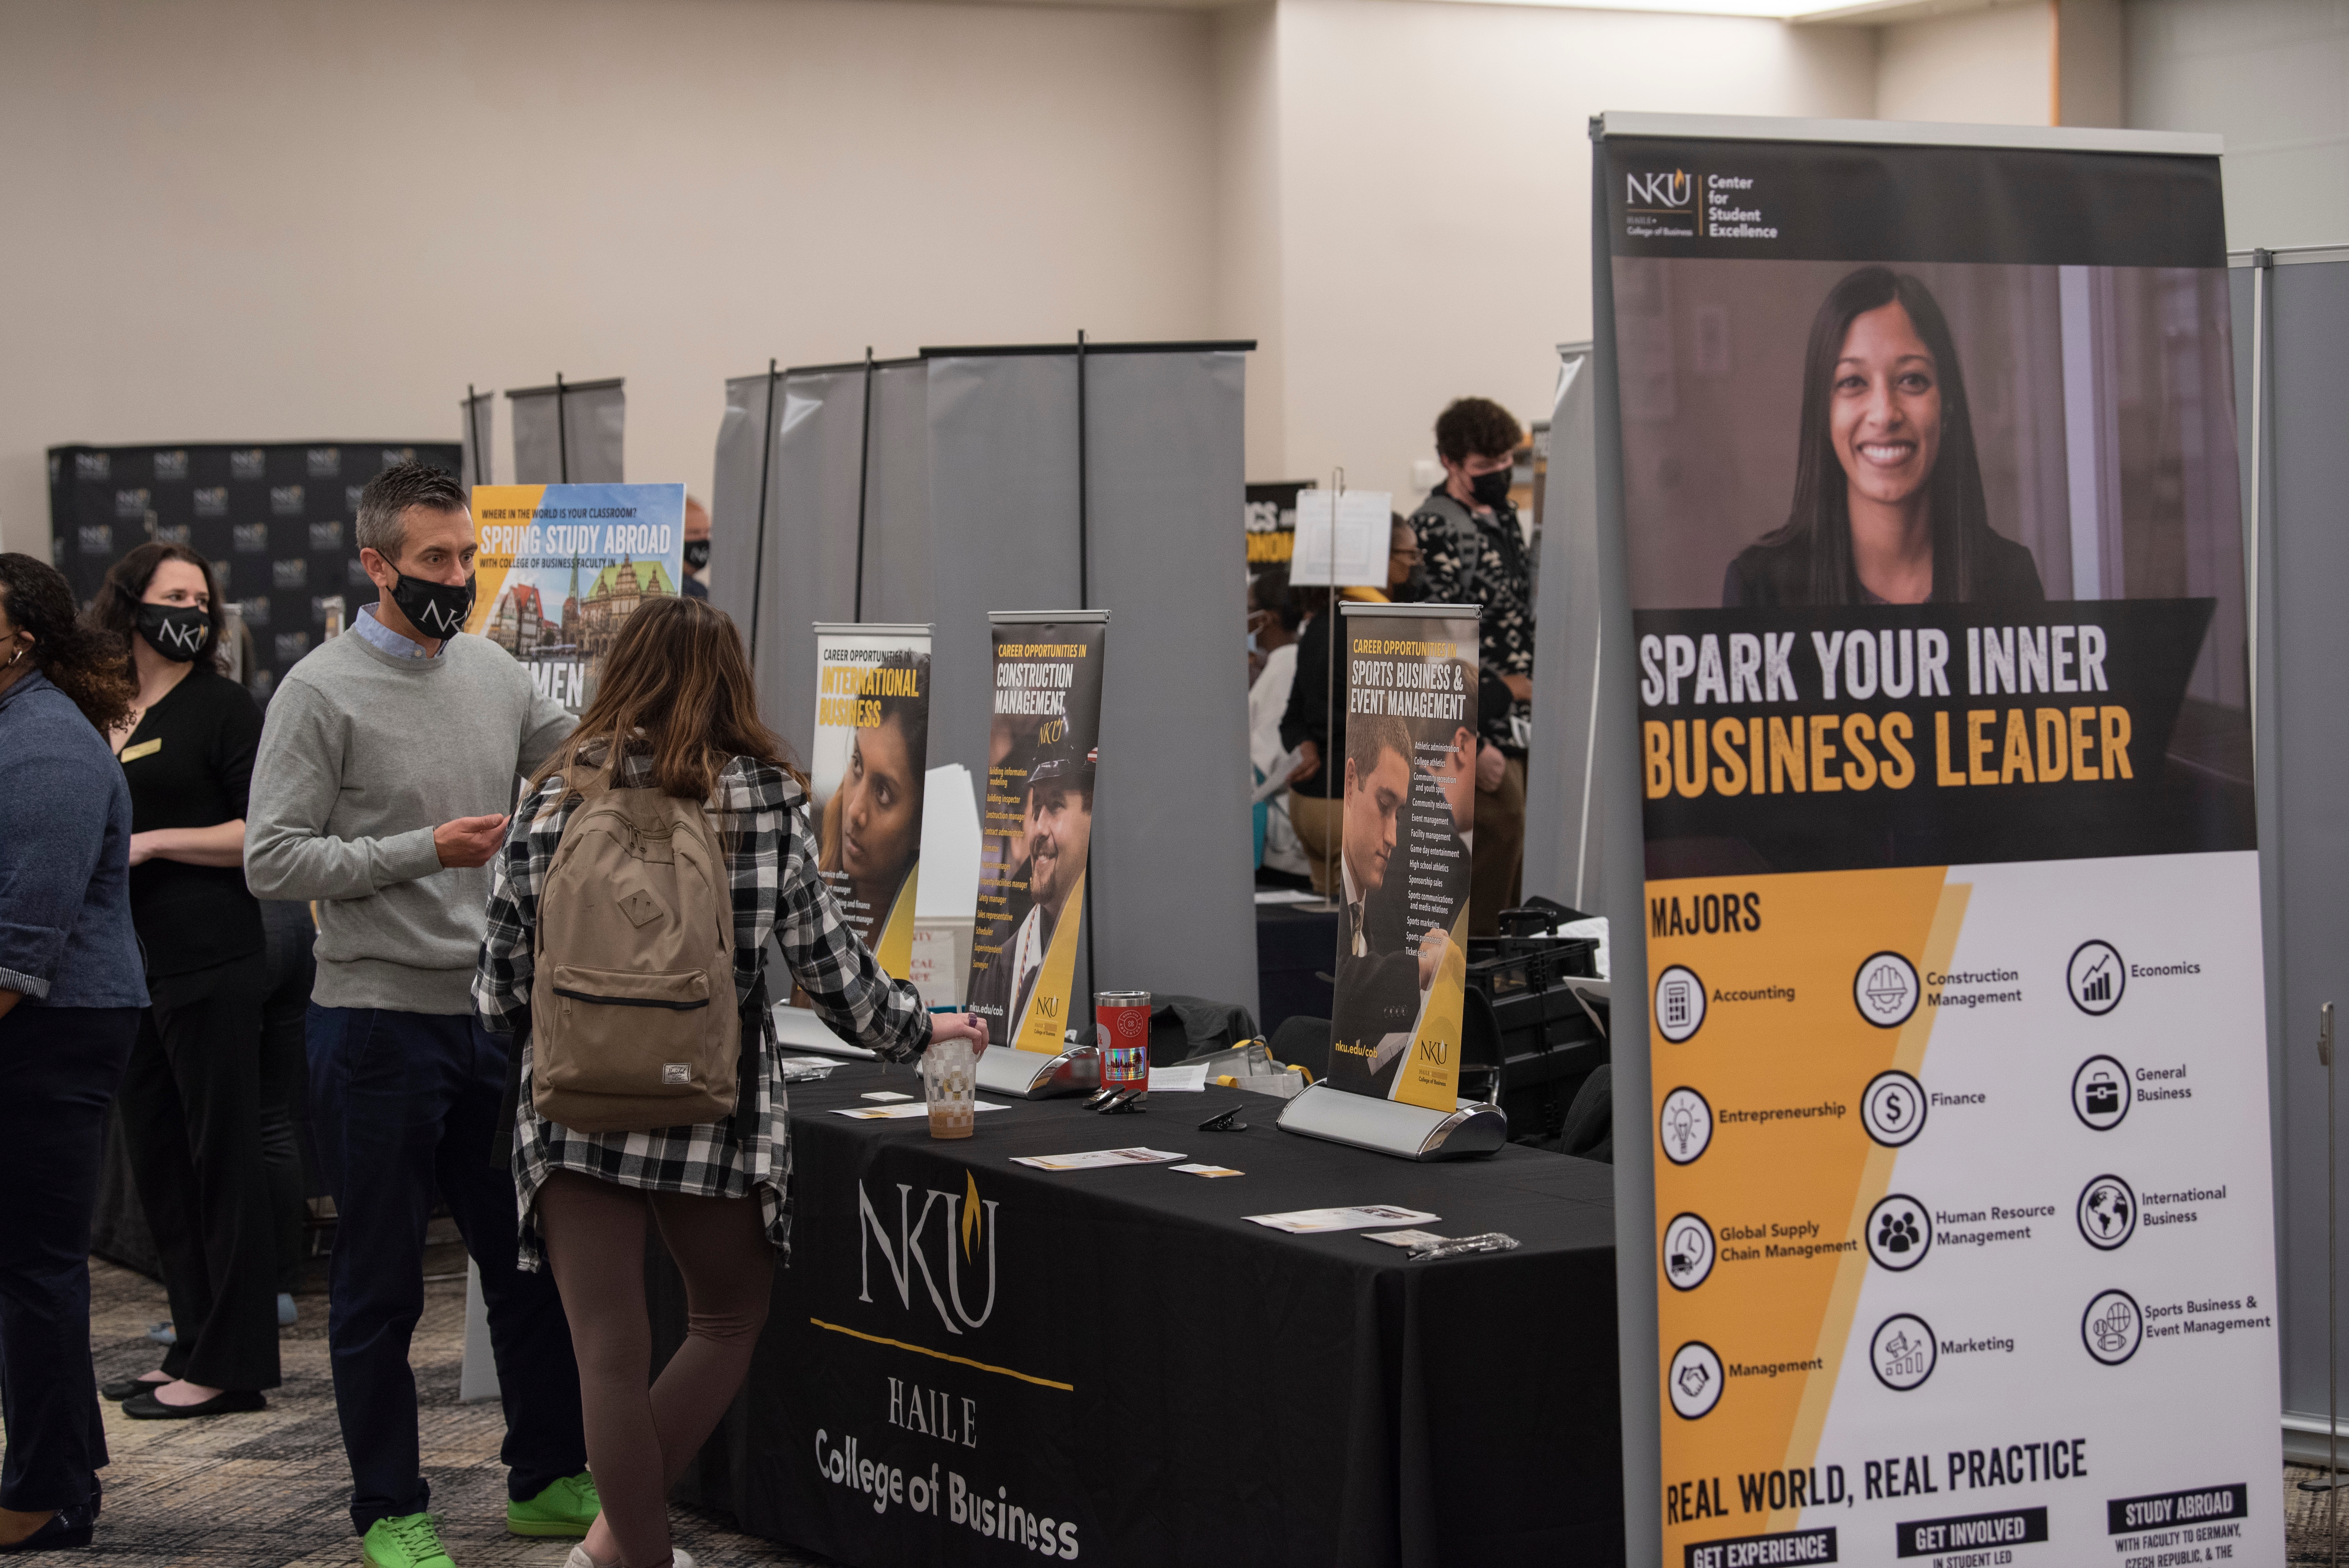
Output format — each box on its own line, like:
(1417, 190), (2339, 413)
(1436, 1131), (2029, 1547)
(506, 1471), (600, 1538)
(361, 1512), (456, 1568)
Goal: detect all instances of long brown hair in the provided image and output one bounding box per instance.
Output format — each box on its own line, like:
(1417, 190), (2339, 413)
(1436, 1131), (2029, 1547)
(528, 595), (802, 803)
(88, 541), (230, 672)
(0, 552), (137, 732)
(1764, 266), (1996, 603)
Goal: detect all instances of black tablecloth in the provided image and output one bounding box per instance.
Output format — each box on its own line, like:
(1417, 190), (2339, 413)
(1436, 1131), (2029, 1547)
(653, 1062), (1622, 1568)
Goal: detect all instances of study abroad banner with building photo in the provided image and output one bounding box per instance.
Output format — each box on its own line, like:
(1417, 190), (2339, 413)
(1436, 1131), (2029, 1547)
(965, 612), (1108, 1053)
(1598, 127), (2279, 1565)
(467, 482), (686, 714)
(808, 623), (932, 978)
(1324, 602), (1478, 1114)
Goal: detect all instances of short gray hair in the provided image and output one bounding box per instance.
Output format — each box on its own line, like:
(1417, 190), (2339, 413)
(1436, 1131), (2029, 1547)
(355, 461), (467, 562)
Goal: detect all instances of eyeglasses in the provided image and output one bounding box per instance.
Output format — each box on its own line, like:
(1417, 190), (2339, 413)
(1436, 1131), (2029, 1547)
(1390, 547), (1423, 564)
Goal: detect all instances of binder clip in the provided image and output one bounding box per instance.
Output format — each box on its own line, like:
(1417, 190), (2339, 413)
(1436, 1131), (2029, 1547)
(1199, 1104), (1249, 1132)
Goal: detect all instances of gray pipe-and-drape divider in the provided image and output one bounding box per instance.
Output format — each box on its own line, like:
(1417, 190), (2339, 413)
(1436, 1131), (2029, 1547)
(508, 377), (624, 484)
(717, 340), (1256, 1030)
(1522, 344), (1600, 915)
(2235, 246), (2349, 1461)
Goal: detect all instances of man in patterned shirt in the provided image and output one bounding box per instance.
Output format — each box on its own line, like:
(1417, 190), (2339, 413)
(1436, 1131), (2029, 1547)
(1409, 397), (1533, 935)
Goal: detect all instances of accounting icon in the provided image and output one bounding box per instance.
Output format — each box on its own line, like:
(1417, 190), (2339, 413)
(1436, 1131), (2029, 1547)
(2067, 940), (2126, 1016)
(1654, 965), (1707, 1044)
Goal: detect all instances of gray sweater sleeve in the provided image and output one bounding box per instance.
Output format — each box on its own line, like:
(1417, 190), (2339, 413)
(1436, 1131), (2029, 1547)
(245, 675), (444, 900)
(516, 681), (576, 777)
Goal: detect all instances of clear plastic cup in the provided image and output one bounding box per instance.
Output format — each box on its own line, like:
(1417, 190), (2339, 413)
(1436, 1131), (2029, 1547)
(922, 1036), (976, 1139)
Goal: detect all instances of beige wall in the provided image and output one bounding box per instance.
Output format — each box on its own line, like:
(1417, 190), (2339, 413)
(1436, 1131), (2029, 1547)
(1247, 0), (1876, 503)
(0, 0), (1219, 556)
(1875, 1), (2056, 126)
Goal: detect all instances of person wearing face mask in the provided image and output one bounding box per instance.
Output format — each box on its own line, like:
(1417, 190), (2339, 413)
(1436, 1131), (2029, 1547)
(679, 497), (711, 601)
(83, 543), (280, 1420)
(1411, 397), (1534, 936)
(0, 553), (145, 1554)
(245, 462), (595, 1568)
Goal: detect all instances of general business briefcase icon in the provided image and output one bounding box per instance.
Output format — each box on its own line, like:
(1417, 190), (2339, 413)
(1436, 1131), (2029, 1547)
(2085, 1073), (2121, 1117)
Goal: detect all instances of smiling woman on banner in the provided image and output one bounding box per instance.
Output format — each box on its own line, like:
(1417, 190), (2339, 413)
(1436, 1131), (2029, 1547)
(1723, 265), (2045, 607)
(87, 542), (282, 1420)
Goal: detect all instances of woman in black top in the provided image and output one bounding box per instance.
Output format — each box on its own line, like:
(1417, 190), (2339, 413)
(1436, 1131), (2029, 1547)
(1722, 266), (2045, 607)
(89, 543), (279, 1418)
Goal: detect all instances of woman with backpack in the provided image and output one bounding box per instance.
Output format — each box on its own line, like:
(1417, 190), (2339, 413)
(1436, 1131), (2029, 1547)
(474, 595), (986, 1568)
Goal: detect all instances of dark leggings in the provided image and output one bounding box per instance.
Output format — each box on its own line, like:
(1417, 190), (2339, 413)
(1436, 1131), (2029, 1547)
(536, 1171), (773, 1568)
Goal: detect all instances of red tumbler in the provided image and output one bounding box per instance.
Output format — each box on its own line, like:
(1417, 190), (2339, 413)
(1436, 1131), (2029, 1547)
(1095, 991), (1152, 1092)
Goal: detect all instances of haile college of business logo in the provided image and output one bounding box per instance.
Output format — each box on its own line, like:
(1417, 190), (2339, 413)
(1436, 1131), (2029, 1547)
(859, 1171), (999, 1336)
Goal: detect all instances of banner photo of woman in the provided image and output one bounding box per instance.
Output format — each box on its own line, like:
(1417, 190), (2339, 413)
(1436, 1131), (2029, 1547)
(1324, 601), (1479, 1113)
(808, 622), (931, 977)
(964, 611), (1109, 1054)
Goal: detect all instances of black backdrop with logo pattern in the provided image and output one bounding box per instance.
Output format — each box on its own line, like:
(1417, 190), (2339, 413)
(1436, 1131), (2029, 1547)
(47, 440), (462, 702)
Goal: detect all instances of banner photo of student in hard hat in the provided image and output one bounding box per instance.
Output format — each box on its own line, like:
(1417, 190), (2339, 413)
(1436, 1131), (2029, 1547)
(808, 623), (931, 978)
(965, 611), (1108, 1054)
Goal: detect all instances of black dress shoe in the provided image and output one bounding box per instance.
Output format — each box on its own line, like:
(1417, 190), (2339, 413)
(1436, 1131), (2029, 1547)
(120, 1386), (266, 1420)
(0, 1501), (95, 1553)
(100, 1375), (169, 1402)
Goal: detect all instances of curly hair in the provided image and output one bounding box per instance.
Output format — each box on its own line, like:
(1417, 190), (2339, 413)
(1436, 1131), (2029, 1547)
(86, 541), (228, 673)
(0, 552), (136, 732)
(1433, 397), (1524, 466)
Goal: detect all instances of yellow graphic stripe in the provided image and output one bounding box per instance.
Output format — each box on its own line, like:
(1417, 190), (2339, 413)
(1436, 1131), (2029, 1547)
(874, 861), (919, 980)
(808, 1318), (1075, 1391)
(1015, 866), (1086, 1054)
(1773, 879), (1971, 1533)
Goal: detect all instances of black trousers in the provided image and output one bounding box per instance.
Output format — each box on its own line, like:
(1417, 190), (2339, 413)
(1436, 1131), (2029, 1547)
(257, 901), (317, 1294)
(308, 1005), (585, 1534)
(118, 950), (282, 1390)
(0, 1004), (138, 1513)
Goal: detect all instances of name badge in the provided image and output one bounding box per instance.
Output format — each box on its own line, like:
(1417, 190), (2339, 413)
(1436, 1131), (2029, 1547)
(120, 738), (162, 763)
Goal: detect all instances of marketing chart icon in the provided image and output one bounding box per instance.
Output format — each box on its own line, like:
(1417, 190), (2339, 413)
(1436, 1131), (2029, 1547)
(2077, 1174), (2137, 1251)
(1655, 965), (1707, 1043)
(2082, 1289), (2144, 1366)
(1854, 951), (1921, 1028)
(1870, 1313), (1937, 1392)
(2072, 1055), (2133, 1131)
(1662, 1213), (1716, 1291)
(1659, 1086), (1714, 1165)
(1867, 1194), (1933, 1271)
(2068, 940), (2126, 1016)
(1668, 1341), (1724, 1419)
(1862, 1070), (1927, 1147)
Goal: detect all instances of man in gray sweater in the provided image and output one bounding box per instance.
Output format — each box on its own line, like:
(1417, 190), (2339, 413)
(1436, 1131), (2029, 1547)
(246, 462), (590, 1568)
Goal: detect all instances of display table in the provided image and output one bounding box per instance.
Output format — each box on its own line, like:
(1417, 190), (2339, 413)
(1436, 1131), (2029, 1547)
(650, 1063), (1622, 1567)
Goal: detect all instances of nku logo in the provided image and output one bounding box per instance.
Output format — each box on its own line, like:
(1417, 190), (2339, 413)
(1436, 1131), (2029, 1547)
(858, 1172), (999, 1335)
(1627, 170), (1693, 209)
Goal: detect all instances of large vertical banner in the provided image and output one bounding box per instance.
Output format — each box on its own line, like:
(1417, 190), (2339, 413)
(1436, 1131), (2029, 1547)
(966, 611), (1108, 1052)
(809, 622), (932, 976)
(1598, 127), (2277, 1564)
(467, 483), (686, 714)
(1325, 602), (1479, 1112)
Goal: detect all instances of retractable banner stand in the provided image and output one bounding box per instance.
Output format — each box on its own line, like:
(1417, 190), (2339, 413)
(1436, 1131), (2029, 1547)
(1325, 602), (1479, 1111)
(508, 378), (625, 485)
(467, 482), (686, 714)
(965, 612), (1107, 1053)
(809, 623), (932, 975)
(1592, 117), (2277, 1565)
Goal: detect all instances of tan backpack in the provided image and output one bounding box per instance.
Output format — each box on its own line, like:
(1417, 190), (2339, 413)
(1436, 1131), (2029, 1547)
(529, 762), (740, 1133)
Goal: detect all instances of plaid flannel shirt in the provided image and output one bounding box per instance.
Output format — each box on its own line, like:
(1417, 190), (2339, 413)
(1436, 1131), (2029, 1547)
(474, 748), (930, 1268)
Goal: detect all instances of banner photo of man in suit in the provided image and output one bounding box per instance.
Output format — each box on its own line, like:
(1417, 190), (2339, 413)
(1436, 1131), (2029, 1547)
(1326, 602), (1480, 1112)
(964, 611), (1109, 1053)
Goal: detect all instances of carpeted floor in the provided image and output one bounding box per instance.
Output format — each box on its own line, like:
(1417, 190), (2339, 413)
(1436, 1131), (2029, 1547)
(16, 1249), (838, 1568)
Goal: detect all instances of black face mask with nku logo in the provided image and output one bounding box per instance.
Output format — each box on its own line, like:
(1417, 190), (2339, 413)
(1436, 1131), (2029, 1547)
(134, 603), (211, 663)
(389, 570), (476, 640)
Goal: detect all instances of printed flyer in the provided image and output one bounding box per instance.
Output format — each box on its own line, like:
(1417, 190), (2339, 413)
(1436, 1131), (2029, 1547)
(965, 611), (1108, 1053)
(467, 482), (686, 714)
(808, 622), (932, 976)
(1324, 601), (1479, 1112)
(1597, 127), (2280, 1564)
